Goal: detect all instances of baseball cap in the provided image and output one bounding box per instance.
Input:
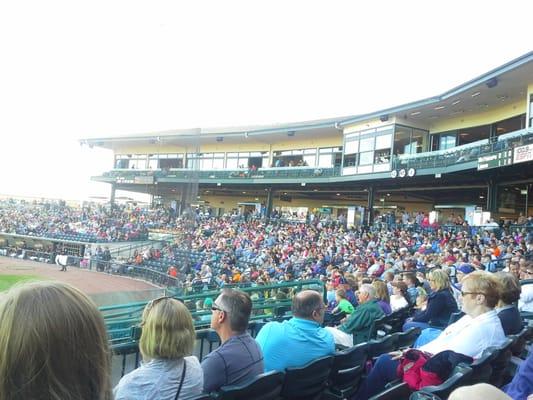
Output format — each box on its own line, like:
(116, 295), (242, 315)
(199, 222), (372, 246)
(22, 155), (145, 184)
(457, 264), (474, 275)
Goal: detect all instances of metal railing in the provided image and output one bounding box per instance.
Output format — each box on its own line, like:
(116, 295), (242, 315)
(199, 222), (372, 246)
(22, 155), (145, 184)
(106, 280), (324, 377)
(102, 128), (533, 181)
(392, 128), (533, 171)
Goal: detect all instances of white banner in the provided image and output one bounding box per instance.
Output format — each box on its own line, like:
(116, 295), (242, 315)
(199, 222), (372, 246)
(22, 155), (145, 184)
(514, 144), (533, 164)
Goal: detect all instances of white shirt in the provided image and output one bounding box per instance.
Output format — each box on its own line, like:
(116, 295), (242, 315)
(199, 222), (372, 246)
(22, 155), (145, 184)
(390, 295), (409, 312)
(519, 284), (533, 312)
(114, 357), (203, 400)
(420, 310), (506, 359)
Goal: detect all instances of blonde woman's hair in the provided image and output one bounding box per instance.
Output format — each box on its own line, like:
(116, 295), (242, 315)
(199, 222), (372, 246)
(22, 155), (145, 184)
(462, 271), (502, 308)
(372, 280), (390, 303)
(428, 269), (451, 291)
(0, 281), (112, 400)
(140, 297), (195, 361)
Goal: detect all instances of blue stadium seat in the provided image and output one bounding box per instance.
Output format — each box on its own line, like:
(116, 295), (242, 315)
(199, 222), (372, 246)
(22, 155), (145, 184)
(280, 355), (334, 400)
(216, 371), (284, 400)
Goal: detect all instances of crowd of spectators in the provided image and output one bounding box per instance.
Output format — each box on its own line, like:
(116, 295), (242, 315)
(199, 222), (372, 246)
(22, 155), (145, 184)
(120, 214), (533, 297)
(0, 199), (169, 242)
(2, 201), (533, 399)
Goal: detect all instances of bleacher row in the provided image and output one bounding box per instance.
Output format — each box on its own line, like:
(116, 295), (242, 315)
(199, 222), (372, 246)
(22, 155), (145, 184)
(22, 231), (149, 243)
(109, 295), (533, 400)
(183, 309), (533, 400)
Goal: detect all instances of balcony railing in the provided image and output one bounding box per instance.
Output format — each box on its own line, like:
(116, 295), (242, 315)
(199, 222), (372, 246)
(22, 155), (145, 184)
(101, 128), (533, 182)
(392, 128), (533, 171)
(103, 166), (341, 180)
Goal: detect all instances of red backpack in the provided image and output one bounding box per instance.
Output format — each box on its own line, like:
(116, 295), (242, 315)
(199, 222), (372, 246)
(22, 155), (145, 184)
(396, 350), (442, 390)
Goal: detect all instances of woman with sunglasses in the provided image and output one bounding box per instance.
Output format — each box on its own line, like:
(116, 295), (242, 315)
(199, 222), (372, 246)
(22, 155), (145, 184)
(355, 271), (507, 400)
(114, 297), (203, 400)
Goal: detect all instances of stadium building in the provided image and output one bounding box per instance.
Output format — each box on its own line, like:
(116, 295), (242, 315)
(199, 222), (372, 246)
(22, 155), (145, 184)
(83, 51), (533, 226)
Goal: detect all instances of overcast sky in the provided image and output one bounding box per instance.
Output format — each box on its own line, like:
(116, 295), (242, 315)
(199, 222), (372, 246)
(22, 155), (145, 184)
(0, 0), (531, 201)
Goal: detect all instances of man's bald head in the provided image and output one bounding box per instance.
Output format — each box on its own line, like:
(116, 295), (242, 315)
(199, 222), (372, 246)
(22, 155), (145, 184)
(292, 290), (324, 319)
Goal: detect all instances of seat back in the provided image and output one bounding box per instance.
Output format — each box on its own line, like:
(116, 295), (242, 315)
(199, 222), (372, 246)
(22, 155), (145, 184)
(368, 334), (399, 359)
(281, 355), (334, 400)
(409, 391), (442, 400)
(248, 321), (266, 337)
(489, 338), (514, 387)
(328, 342), (369, 397)
(510, 326), (532, 357)
(447, 311), (465, 325)
(374, 314), (396, 337)
(465, 347), (498, 385)
(368, 382), (412, 400)
(323, 310), (346, 327)
(422, 365), (473, 399)
(189, 395), (213, 400)
(389, 307), (412, 332)
(217, 371), (284, 400)
(394, 327), (421, 350)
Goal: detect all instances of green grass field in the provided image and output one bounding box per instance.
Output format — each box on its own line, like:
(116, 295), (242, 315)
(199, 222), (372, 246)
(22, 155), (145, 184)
(0, 275), (44, 292)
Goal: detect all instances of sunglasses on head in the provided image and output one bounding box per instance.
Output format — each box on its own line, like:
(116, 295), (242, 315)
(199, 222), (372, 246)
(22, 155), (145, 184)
(211, 302), (229, 313)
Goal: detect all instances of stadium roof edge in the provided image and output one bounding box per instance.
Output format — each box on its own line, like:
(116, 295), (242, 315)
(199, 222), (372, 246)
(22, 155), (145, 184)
(80, 51), (533, 145)
(337, 50), (533, 127)
(80, 115), (353, 144)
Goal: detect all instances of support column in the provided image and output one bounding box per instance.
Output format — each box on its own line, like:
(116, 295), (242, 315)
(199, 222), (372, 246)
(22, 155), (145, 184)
(266, 188), (274, 220)
(486, 178), (498, 215)
(179, 185), (189, 216)
(367, 186), (375, 226)
(110, 184), (116, 207)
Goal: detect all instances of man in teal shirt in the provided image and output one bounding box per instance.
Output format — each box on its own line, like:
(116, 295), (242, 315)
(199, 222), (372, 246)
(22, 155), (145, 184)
(255, 290), (335, 372)
(326, 283), (385, 347)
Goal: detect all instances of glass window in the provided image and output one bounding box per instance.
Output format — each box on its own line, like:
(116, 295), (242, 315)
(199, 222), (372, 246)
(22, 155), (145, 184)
(318, 153), (333, 167)
(345, 140), (359, 154)
(343, 154), (357, 167)
(494, 114), (526, 136)
(212, 158), (224, 169)
(345, 132), (359, 140)
(375, 134), (392, 150)
(237, 157), (248, 168)
(226, 158), (238, 169)
(440, 134), (457, 150)
(359, 137), (374, 152)
(148, 159), (158, 169)
(115, 159), (129, 169)
(394, 126), (412, 155)
(374, 149), (391, 164)
(359, 151), (374, 165)
(411, 129), (428, 153)
(303, 155), (316, 167)
(530, 95), (533, 127)
(200, 158), (212, 170)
